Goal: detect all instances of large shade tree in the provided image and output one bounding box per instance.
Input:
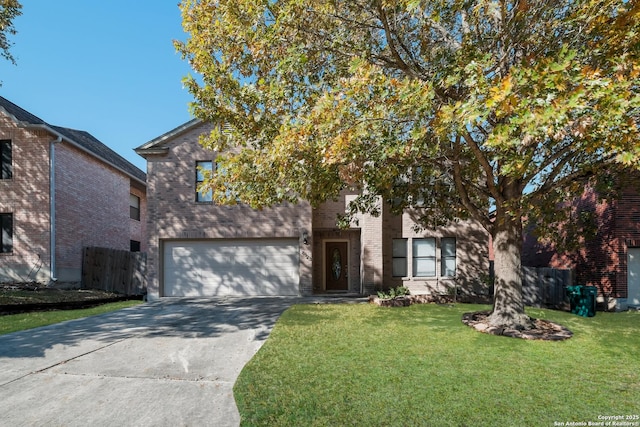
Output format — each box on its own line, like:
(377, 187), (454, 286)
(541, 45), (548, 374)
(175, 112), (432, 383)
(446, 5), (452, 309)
(176, 0), (640, 329)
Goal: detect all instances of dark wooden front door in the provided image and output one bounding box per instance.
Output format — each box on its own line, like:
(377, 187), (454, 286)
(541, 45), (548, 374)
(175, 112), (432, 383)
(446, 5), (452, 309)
(325, 241), (348, 291)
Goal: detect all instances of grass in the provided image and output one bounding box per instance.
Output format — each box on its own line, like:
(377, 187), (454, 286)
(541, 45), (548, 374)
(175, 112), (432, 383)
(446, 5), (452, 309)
(234, 303), (640, 426)
(0, 300), (143, 335)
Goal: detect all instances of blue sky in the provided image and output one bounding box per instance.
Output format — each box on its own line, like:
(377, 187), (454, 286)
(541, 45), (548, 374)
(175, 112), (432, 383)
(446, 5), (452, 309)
(0, 1), (196, 171)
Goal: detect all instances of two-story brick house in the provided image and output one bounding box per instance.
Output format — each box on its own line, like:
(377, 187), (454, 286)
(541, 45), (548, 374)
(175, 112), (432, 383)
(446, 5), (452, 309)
(0, 96), (147, 284)
(136, 119), (489, 300)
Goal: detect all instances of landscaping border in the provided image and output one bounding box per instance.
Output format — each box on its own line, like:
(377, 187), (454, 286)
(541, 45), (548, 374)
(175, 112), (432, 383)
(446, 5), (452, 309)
(0, 295), (144, 315)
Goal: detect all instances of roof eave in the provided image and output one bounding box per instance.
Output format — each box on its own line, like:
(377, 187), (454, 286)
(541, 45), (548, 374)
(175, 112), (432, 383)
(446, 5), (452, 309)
(134, 118), (202, 152)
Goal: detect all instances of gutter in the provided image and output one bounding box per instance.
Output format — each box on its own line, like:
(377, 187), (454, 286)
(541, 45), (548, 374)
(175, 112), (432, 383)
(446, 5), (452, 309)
(49, 135), (62, 284)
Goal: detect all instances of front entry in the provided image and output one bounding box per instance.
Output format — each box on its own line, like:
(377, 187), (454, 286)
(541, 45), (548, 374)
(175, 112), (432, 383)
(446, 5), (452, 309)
(325, 241), (349, 291)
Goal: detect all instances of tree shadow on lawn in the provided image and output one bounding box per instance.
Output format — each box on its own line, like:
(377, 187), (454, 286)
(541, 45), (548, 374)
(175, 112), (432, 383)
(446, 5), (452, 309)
(365, 302), (494, 334)
(529, 308), (640, 355)
(0, 297), (301, 359)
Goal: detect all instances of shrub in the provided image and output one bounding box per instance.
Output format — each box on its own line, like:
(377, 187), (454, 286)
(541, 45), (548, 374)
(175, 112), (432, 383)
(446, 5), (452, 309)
(377, 286), (409, 300)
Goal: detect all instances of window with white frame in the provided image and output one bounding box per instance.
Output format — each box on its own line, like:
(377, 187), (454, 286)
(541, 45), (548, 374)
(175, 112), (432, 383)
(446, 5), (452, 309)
(392, 238), (408, 277)
(196, 161), (213, 202)
(441, 237), (457, 276)
(413, 238), (436, 277)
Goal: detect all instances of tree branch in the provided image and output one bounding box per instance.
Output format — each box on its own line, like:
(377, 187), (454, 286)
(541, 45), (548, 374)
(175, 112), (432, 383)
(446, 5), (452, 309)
(460, 130), (503, 205)
(375, 1), (420, 79)
(452, 135), (493, 231)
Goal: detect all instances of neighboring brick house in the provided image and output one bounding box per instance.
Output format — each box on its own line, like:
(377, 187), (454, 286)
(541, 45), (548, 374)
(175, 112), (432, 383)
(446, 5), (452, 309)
(0, 96), (147, 284)
(136, 119), (489, 300)
(522, 173), (640, 310)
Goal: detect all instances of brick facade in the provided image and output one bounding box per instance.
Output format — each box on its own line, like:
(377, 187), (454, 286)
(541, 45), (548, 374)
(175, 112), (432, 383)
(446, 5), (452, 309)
(0, 115), (52, 282)
(0, 100), (147, 285)
(311, 192), (490, 296)
(387, 211), (490, 296)
(141, 121), (312, 299)
(138, 119), (490, 299)
(523, 174), (640, 310)
(54, 142), (147, 281)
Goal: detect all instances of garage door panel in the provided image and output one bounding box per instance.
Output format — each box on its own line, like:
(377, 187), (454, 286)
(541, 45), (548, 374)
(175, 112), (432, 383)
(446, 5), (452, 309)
(163, 239), (299, 297)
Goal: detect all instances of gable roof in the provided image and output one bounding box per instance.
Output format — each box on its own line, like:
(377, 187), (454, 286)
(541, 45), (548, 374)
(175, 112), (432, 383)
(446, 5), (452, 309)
(135, 118), (202, 155)
(0, 96), (146, 185)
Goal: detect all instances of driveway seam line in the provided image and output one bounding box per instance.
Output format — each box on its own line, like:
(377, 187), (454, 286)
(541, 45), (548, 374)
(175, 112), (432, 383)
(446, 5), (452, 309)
(0, 336), (133, 388)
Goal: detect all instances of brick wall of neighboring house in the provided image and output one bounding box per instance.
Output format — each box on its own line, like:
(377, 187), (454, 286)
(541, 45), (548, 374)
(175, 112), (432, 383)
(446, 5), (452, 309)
(615, 186), (640, 298)
(144, 121), (312, 299)
(54, 142), (137, 282)
(0, 116), (52, 283)
(523, 174), (640, 308)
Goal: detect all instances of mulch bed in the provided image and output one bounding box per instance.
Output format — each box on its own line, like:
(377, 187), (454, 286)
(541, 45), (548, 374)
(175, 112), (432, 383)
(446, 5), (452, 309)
(368, 294), (490, 307)
(461, 311), (573, 341)
(0, 283), (143, 315)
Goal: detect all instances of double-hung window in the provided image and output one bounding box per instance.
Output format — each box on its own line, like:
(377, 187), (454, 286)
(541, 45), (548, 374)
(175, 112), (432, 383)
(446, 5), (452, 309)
(130, 194), (140, 220)
(196, 161), (213, 202)
(1, 213), (13, 253)
(392, 238), (408, 277)
(413, 238), (436, 277)
(441, 237), (457, 276)
(0, 140), (11, 179)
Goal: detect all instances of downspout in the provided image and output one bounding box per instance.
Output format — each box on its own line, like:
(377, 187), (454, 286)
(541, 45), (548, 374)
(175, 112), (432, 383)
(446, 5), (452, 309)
(49, 135), (62, 284)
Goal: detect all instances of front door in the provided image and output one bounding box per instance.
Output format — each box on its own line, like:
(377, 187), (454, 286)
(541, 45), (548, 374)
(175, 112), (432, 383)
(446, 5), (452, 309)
(628, 248), (640, 306)
(325, 241), (348, 291)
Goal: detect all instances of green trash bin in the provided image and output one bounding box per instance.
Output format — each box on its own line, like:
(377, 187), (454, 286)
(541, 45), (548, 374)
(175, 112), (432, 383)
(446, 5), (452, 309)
(581, 286), (597, 317)
(566, 285), (583, 315)
(566, 285), (597, 317)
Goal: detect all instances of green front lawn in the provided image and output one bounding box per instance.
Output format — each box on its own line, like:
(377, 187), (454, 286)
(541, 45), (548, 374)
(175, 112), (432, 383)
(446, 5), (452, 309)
(235, 303), (640, 426)
(0, 300), (143, 335)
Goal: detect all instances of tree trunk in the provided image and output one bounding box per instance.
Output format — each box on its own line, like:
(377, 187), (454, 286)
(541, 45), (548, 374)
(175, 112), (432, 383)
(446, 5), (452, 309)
(489, 208), (534, 330)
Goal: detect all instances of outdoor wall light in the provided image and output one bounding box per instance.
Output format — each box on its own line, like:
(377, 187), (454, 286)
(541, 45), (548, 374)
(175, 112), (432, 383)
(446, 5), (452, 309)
(302, 231), (309, 245)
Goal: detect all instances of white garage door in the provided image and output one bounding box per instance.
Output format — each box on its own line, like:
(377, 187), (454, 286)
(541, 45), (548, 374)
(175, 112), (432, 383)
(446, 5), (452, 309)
(163, 239), (299, 297)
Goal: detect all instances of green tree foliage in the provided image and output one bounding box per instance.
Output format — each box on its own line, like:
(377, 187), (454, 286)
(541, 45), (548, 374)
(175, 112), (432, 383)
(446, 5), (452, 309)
(177, 0), (639, 329)
(0, 0), (21, 64)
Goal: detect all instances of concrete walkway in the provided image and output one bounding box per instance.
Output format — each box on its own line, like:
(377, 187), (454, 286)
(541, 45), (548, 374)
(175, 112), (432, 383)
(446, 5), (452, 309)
(0, 296), (352, 427)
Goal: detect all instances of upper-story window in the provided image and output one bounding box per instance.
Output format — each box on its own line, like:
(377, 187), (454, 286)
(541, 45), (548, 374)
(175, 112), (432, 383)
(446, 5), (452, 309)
(1, 213), (13, 253)
(196, 161), (213, 202)
(130, 194), (140, 220)
(0, 140), (12, 180)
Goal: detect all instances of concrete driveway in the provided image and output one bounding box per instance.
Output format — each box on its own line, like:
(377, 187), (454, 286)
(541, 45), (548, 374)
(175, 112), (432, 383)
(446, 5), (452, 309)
(0, 297), (305, 427)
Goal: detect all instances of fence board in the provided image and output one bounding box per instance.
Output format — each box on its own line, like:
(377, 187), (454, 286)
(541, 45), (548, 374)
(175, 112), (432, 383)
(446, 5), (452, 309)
(522, 266), (573, 308)
(82, 247), (146, 295)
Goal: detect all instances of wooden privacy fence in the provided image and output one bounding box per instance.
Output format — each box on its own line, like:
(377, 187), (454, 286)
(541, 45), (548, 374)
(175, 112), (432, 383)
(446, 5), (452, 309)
(82, 247), (146, 295)
(522, 266), (573, 308)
